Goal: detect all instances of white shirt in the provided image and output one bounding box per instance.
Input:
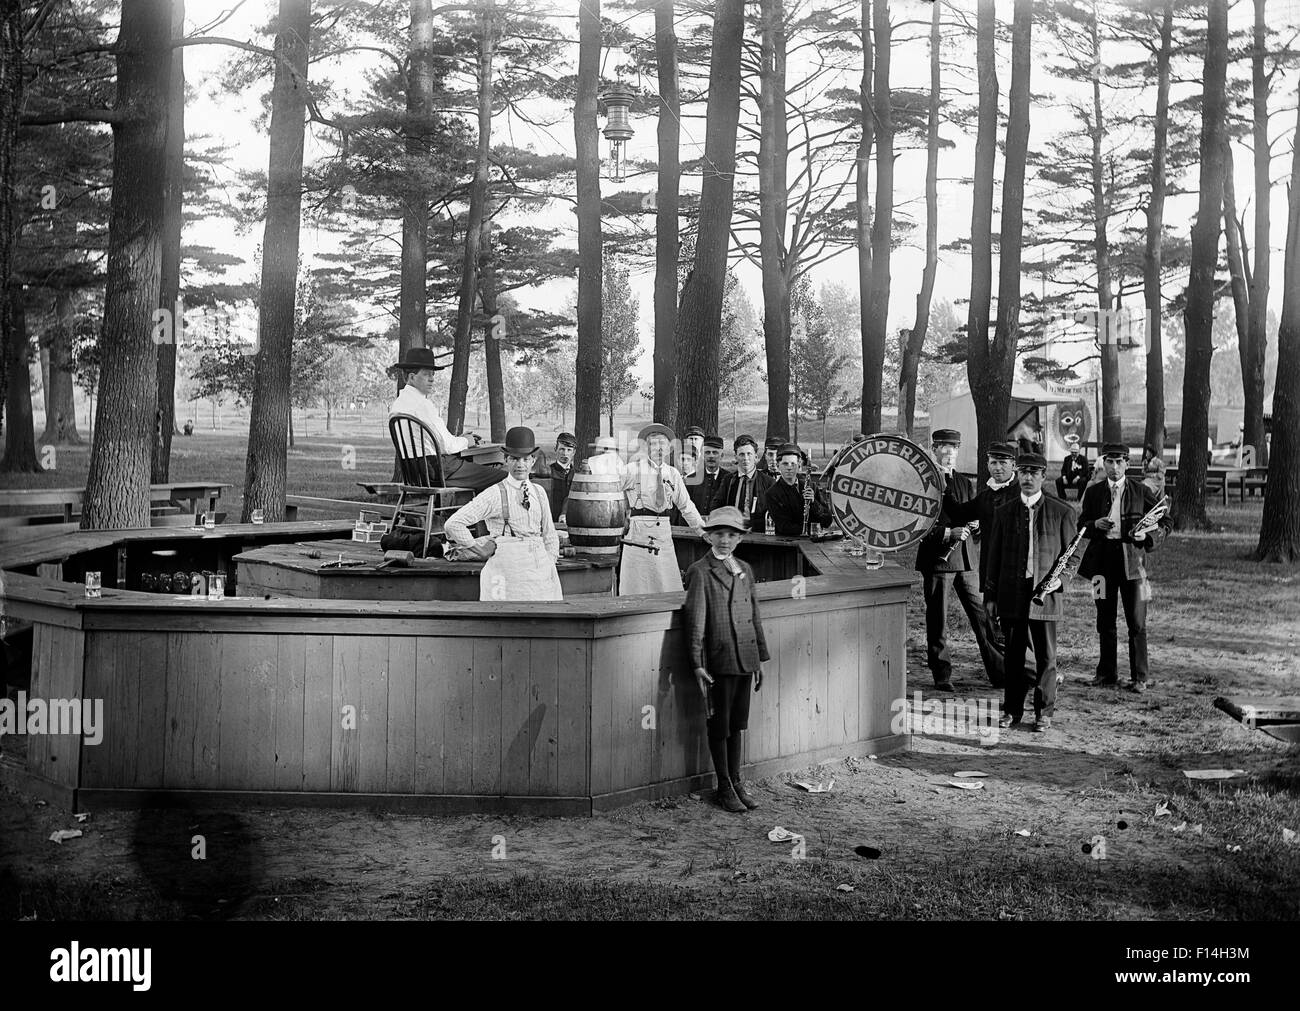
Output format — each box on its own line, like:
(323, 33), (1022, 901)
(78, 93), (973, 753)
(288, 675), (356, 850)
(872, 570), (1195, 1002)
(1106, 479), (1124, 539)
(444, 475), (559, 561)
(1021, 490), (1043, 579)
(389, 384), (468, 456)
(586, 452), (626, 477)
(622, 458), (705, 528)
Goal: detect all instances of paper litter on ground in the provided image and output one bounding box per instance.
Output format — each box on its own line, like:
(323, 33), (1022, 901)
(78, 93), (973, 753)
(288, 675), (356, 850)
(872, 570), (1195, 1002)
(791, 778), (834, 793)
(767, 826), (804, 844)
(1182, 769), (1247, 780)
(48, 829), (82, 844)
(953, 771), (988, 778)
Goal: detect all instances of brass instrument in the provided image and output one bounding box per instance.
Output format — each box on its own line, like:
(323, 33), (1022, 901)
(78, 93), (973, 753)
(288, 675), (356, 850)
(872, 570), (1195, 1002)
(940, 521), (978, 562)
(1130, 494), (1170, 542)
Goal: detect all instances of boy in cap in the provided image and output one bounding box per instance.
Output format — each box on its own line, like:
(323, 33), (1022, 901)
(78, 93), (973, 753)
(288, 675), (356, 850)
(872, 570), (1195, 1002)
(388, 347), (504, 492)
(444, 427), (562, 601)
(549, 432), (578, 522)
(709, 435), (774, 525)
(684, 506), (769, 814)
(985, 452), (1077, 732)
(754, 443), (832, 537)
(917, 428), (1002, 692)
(1077, 442), (1171, 693)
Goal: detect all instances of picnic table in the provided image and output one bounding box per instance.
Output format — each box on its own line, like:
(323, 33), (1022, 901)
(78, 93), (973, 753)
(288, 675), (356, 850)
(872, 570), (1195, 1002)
(0, 482), (232, 532)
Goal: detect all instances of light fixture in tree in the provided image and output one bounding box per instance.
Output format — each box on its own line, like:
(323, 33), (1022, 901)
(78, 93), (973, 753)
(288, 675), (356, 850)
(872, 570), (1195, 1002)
(598, 84), (636, 182)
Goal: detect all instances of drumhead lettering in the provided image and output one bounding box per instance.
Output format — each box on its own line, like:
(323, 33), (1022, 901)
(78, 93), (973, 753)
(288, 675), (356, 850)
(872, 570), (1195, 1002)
(826, 434), (942, 552)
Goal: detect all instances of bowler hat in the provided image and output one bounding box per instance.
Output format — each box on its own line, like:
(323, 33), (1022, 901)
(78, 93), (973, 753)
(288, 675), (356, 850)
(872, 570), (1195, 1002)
(555, 432), (577, 448)
(685, 425), (705, 438)
(1017, 452), (1048, 470)
(703, 434), (724, 449)
(931, 428), (962, 445)
(987, 442), (1017, 461)
(703, 506), (749, 533)
(503, 426), (538, 457)
(391, 346), (450, 372)
(638, 423), (675, 444)
(1101, 441), (1130, 459)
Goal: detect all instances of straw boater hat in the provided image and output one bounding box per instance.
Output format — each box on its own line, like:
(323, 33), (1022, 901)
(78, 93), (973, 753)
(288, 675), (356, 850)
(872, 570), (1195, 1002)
(703, 506), (748, 533)
(638, 423), (675, 445)
(502, 427), (539, 457)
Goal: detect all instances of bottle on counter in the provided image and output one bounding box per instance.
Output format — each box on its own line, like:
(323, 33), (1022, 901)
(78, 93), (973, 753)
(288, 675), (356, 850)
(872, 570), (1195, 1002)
(764, 512), (775, 536)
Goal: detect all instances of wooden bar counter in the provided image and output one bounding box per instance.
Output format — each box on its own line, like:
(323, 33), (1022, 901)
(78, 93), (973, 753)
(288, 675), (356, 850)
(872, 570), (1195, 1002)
(1, 525), (911, 815)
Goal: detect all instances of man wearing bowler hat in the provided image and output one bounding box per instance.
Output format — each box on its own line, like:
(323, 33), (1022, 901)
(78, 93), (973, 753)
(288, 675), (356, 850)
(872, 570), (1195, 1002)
(549, 432), (578, 522)
(1077, 441), (1171, 693)
(985, 452), (1077, 732)
(917, 428), (1002, 692)
(388, 347), (505, 493)
(444, 427), (562, 601)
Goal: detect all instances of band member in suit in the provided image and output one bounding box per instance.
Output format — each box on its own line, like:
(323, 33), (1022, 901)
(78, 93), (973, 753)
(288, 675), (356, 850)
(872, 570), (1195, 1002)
(548, 432), (577, 522)
(617, 424), (706, 595)
(758, 434), (785, 475)
(1055, 438), (1090, 500)
(684, 506), (769, 814)
(388, 347), (505, 492)
(689, 434), (731, 515)
(940, 441), (1020, 685)
(753, 444), (832, 537)
(708, 435), (774, 528)
(917, 429), (1004, 692)
(1078, 442), (1172, 693)
(985, 453), (1077, 732)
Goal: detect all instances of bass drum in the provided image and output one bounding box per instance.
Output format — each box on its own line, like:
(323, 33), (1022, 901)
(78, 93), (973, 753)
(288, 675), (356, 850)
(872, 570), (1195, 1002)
(822, 433), (942, 552)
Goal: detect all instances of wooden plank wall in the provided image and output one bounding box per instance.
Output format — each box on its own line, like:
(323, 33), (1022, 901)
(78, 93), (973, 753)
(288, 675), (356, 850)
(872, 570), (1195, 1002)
(78, 629), (592, 798)
(23, 623), (85, 789)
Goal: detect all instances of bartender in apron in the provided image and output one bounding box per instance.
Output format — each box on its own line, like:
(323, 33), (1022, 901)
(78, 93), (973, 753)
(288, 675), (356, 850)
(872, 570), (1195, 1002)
(618, 424), (707, 595)
(443, 426), (563, 601)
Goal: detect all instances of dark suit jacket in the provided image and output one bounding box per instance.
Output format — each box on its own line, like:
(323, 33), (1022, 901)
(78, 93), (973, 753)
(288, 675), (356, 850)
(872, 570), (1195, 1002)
(683, 552), (770, 676)
(985, 492), (1078, 620)
(548, 461), (575, 521)
(686, 466), (731, 517)
(1060, 453), (1089, 486)
(753, 478), (832, 536)
(708, 468), (774, 521)
(943, 479), (1019, 592)
(1076, 476), (1170, 582)
(915, 471), (979, 574)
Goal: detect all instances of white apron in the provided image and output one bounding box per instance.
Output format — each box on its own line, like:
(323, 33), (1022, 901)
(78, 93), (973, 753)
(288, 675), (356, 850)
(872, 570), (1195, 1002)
(480, 535), (563, 601)
(618, 515), (681, 595)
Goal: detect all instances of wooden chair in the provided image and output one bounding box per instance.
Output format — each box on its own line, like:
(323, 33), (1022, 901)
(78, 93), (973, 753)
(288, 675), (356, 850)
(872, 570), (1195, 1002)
(387, 413), (475, 557)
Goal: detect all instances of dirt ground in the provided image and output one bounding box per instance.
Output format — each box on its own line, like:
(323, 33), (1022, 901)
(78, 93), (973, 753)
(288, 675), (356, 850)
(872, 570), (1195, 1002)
(3, 508), (1299, 920)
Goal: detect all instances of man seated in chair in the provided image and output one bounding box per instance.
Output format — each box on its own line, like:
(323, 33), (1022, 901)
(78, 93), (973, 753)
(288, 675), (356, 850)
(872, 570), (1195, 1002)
(388, 347), (506, 492)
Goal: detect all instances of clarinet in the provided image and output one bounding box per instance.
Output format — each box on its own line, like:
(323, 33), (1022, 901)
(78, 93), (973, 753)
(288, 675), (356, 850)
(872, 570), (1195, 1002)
(1030, 527), (1088, 606)
(800, 475), (811, 536)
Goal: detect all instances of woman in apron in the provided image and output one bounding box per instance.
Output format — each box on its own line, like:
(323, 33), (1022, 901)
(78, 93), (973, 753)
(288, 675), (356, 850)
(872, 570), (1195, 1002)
(443, 426), (564, 601)
(618, 424), (706, 595)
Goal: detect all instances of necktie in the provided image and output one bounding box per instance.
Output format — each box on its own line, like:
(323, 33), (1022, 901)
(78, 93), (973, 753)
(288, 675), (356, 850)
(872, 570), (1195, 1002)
(736, 475), (749, 512)
(1107, 481), (1123, 538)
(521, 482), (530, 512)
(1026, 502), (1037, 579)
(655, 466), (667, 510)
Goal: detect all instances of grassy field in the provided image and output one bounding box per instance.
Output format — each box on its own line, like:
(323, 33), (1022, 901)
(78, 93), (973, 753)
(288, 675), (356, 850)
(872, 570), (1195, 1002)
(1, 494), (1296, 920)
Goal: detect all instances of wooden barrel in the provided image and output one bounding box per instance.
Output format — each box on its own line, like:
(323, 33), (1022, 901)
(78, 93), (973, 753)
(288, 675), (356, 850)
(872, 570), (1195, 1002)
(565, 472), (626, 556)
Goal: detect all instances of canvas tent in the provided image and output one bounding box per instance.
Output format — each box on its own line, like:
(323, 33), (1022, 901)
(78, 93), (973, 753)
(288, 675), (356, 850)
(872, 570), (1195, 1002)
(928, 379), (1098, 465)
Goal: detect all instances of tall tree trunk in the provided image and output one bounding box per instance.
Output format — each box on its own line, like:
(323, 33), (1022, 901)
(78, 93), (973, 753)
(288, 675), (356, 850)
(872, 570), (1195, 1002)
(1089, 2), (1119, 444)
(1174, 0), (1228, 531)
(977, 0), (1032, 485)
(759, 0), (790, 441)
(1244, 0), (1270, 465)
(573, 0), (602, 463)
(674, 0), (745, 434)
(965, 0), (997, 478)
(1223, 138), (1251, 360)
(900, 0), (940, 438)
(400, 0), (433, 365)
(1143, 0), (1172, 457)
(855, 0), (874, 436)
(652, 0), (679, 427)
(239, 0), (311, 524)
(1255, 71), (1300, 560)
(1, 288), (37, 471)
(447, 2), (494, 435)
(41, 289), (81, 443)
(152, 0), (184, 483)
(863, 0), (892, 434)
(82, 0), (171, 528)
(481, 212), (506, 441)
(0, 0), (20, 445)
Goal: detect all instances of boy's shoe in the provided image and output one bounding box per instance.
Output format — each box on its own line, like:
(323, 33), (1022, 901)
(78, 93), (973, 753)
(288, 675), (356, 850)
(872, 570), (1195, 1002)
(715, 783), (747, 814)
(998, 714), (1021, 729)
(732, 781), (760, 810)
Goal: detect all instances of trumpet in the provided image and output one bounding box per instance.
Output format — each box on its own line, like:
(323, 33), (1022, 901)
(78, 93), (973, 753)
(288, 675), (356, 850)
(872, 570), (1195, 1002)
(1031, 526), (1088, 606)
(1130, 495), (1170, 542)
(940, 521), (978, 562)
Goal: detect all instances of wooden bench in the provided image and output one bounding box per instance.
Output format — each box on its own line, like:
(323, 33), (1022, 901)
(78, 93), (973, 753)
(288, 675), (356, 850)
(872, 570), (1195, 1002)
(1237, 467), (1267, 502)
(1159, 467), (1227, 505)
